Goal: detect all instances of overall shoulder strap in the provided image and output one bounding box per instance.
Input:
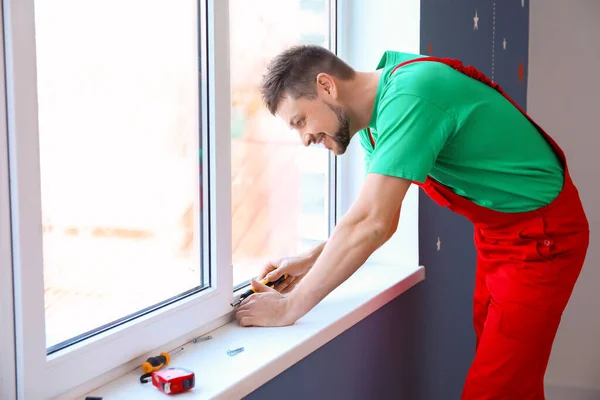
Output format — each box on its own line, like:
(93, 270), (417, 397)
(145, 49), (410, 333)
(383, 56), (566, 164)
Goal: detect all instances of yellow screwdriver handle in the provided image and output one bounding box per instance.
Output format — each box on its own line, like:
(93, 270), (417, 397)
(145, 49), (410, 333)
(255, 274), (289, 292)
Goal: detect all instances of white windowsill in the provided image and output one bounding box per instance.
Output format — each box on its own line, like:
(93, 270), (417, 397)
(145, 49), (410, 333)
(80, 262), (425, 400)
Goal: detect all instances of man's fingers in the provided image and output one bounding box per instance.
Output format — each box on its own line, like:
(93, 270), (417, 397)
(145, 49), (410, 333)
(257, 264), (276, 280)
(237, 295), (256, 308)
(274, 276), (294, 292)
(281, 283), (295, 295)
(251, 278), (276, 293)
(265, 261), (288, 281)
(235, 309), (250, 321)
(277, 277), (295, 293)
(281, 279), (300, 294)
(238, 317), (255, 327)
(281, 275), (304, 294)
(237, 297), (249, 308)
(265, 270), (282, 281)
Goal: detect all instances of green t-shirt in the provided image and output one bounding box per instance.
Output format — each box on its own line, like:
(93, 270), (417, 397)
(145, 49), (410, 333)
(359, 50), (564, 212)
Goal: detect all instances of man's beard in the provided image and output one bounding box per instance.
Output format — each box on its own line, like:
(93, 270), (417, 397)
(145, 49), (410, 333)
(325, 102), (351, 154)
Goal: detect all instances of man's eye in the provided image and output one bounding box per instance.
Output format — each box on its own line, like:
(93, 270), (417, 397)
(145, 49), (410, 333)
(297, 119), (305, 126)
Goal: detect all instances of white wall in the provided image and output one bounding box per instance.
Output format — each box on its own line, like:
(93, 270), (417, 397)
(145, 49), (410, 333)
(337, 0), (421, 268)
(528, 0), (600, 395)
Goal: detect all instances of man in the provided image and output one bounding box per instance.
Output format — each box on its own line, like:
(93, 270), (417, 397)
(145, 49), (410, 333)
(234, 45), (589, 399)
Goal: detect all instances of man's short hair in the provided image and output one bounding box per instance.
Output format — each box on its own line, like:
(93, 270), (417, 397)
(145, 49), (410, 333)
(260, 45), (356, 115)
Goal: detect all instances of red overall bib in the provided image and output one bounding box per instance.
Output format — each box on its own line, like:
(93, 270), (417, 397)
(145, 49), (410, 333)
(370, 58), (590, 399)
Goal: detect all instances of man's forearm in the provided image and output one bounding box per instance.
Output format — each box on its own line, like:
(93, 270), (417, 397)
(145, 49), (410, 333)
(302, 240), (327, 264)
(288, 216), (387, 317)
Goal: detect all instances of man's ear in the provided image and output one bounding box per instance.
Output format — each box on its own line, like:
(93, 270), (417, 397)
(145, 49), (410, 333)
(316, 73), (337, 99)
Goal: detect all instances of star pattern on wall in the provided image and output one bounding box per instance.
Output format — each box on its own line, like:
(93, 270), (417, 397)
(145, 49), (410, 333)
(468, 2), (526, 84)
(426, 1), (528, 96)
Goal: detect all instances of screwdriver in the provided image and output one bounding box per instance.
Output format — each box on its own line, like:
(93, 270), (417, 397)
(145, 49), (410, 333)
(139, 347), (184, 383)
(231, 274), (289, 307)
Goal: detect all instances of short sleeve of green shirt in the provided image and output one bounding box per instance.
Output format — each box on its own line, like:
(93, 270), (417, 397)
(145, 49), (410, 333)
(367, 94), (456, 183)
(358, 128), (373, 172)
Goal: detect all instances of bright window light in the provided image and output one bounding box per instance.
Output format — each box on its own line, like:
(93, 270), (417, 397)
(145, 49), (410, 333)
(229, 0), (335, 288)
(34, 0), (207, 353)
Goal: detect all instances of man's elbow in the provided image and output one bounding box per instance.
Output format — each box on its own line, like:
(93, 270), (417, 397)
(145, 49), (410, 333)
(341, 207), (400, 247)
(384, 221), (399, 242)
(366, 218), (396, 246)
(374, 210), (400, 245)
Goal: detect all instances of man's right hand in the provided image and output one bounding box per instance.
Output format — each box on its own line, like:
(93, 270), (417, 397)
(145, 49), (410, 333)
(258, 241), (326, 294)
(257, 255), (313, 295)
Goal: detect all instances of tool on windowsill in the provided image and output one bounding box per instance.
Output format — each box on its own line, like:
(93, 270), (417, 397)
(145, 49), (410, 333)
(227, 347), (244, 356)
(139, 347), (184, 384)
(192, 335), (212, 343)
(230, 274), (289, 307)
(152, 367), (195, 395)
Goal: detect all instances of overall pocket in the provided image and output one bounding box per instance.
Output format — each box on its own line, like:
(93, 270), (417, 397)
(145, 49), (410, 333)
(476, 217), (555, 263)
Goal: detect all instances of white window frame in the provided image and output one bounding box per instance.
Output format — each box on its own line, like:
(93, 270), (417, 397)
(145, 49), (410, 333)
(329, 0), (341, 230)
(4, 0), (234, 398)
(4, 0), (343, 398)
(0, 3), (17, 397)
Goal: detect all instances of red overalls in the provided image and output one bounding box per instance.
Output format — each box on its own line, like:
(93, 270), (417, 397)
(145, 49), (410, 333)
(370, 58), (590, 399)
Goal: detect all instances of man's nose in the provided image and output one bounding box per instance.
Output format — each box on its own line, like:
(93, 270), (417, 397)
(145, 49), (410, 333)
(301, 133), (313, 147)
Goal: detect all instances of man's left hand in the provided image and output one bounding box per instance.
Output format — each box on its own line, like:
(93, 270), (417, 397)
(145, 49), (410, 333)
(235, 278), (302, 327)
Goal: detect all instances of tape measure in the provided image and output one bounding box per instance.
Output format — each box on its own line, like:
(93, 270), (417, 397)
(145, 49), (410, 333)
(152, 367), (195, 395)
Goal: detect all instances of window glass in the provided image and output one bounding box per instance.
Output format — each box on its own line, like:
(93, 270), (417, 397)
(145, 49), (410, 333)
(34, 0), (206, 351)
(229, 0), (332, 287)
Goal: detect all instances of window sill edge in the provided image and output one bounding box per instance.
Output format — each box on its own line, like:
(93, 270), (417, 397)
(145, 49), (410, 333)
(79, 262), (425, 400)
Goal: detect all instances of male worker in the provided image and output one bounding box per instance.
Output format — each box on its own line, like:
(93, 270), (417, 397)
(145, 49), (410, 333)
(234, 45), (590, 399)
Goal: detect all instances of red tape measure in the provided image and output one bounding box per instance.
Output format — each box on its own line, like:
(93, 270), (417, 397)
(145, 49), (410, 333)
(152, 367), (195, 395)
